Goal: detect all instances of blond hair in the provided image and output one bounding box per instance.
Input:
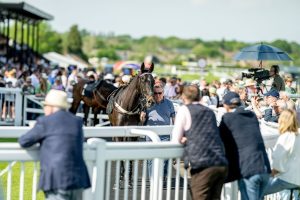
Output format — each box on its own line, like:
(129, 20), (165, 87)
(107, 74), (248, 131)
(278, 109), (299, 135)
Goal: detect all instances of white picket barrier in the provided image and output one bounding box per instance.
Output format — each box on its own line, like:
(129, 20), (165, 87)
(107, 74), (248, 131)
(0, 124), (284, 200)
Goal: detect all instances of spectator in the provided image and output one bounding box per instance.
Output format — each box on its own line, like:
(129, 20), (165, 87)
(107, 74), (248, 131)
(200, 88), (211, 107)
(18, 89), (91, 200)
(269, 65), (285, 91)
(285, 76), (296, 94)
(171, 85), (228, 200)
(35, 74), (51, 97)
(22, 77), (35, 95)
(164, 77), (178, 99)
(1, 81), (15, 121)
(219, 92), (271, 200)
(66, 65), (78, 97)
(280, 91), (296, 110)
(263, 89), (282, 123)
(141, 84), (175, 177)
(30, 69), (40, 89)
(51, 76), (65, 91)
(263, 109), (300, 199)
(209, 87), (219, 107)
(244, 79), (258, 97)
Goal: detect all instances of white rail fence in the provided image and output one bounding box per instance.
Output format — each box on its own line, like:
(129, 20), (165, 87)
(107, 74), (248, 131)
(0, 125), (282, 200)
(0, 88), (109, 127)
(0, 88), (22, 126)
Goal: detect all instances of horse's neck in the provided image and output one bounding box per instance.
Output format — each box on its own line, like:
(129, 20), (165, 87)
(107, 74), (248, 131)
(117, 78), (140, 109)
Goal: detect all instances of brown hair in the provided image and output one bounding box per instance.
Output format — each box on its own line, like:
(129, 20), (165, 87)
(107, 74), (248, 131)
(278, 109), (299, 134)
(183, 85), (200, 102)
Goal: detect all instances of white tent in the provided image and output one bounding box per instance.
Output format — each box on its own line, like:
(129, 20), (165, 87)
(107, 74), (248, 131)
(43, 52), (88, 69)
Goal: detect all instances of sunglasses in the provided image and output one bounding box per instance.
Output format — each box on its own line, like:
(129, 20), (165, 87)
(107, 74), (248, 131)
(154, 92), (162, 95)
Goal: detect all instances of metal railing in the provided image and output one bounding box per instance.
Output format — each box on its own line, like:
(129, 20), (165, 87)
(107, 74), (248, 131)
(0, 87), (22, 126)
(0, 125), (281, 200)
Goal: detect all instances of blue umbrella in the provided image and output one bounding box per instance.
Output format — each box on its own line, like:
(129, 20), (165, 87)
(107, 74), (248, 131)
(234, 43), (292, 67)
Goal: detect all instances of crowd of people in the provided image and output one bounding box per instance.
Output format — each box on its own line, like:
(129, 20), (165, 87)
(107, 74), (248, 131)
(0, 60), (298, 199)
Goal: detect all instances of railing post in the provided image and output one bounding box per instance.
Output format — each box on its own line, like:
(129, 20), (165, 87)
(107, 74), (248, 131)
(87, 138), (107, 200)
(14, 88), (22, 126)
(22, 95), (27, 126)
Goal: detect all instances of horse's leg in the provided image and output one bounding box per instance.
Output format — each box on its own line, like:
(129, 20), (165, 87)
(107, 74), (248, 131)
(69, 97), (81, 114)
(83, 104), (90, 126)
(93, 107), (99, 126)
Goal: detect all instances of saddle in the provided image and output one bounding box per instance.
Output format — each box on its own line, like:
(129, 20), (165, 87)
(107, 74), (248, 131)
(82, 80), (101, 98)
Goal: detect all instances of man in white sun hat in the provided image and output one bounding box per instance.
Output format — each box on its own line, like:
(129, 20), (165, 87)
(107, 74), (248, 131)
(19, 89), (91, 200)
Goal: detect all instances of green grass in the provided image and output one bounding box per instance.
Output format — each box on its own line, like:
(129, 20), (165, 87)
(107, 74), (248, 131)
(0, 138), (17, 142)
(0, 162), (44, 200)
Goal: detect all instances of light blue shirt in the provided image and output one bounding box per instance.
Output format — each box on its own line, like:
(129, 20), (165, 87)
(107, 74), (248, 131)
(145, 98), (175, 126)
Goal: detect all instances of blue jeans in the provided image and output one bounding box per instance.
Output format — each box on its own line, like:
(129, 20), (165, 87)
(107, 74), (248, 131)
(147, 135), (170, 177)
(263, 177), (300, 199)
(238, 173), (270, 200)
(45, 189), (83, 200)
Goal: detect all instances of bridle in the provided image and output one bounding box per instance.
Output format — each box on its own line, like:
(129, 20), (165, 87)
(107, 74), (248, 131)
(113, 73), (154, 115)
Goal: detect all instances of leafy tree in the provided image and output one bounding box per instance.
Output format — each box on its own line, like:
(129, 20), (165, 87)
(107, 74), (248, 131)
(66, 25), (83, 56)
(39, 22), (63, 54)
(96, 48), (119, 60)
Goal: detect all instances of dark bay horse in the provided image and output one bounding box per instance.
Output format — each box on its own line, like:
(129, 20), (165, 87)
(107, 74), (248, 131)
(107, 72), (155, 183)
(108, 72), (155, 126)
(70, 78), (117, 125)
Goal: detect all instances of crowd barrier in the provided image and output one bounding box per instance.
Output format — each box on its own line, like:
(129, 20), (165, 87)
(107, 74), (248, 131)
(0, 125), (284, 200)
(0, 88), (109, 127)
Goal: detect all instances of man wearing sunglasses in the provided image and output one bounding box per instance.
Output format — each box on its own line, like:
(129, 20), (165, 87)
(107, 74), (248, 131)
(140, 83), (175, 177)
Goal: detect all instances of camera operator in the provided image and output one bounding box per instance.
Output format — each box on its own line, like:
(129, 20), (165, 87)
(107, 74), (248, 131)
(269, 65), (285, 91)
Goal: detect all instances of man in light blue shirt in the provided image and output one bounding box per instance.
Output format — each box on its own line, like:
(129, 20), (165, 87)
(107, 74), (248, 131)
(141, 84), (175, 177)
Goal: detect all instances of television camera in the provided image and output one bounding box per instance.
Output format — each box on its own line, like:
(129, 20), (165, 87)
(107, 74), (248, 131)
(242, 68), (270, 96)
(241, 68), (270, 84)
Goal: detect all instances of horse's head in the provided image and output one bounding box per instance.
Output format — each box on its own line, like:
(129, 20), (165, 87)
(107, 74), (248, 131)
(137, 73), (155, 108)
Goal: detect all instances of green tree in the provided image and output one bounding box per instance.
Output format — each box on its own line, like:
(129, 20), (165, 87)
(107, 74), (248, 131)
(96, 48), (119, 60)
(66, 25), (83, 56)
(39, 22), (63, 53)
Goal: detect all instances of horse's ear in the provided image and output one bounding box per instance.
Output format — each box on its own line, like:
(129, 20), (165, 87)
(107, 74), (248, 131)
(140, 62), (154, 73)
(140, 62), (145, 73)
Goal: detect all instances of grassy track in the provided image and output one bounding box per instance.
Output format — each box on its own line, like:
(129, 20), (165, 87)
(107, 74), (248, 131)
(0, 162), (44, 200)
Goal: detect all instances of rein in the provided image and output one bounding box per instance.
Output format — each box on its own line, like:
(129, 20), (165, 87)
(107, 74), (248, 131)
(112, 74), (152, 115)
(114, 101), (141, 115)
(95, 89), (107, 102)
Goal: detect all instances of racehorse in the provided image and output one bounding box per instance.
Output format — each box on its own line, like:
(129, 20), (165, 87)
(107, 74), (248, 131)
(107, 71), (155, 183)
(69, 78), (117, 125)
(108, 72), (155, 126)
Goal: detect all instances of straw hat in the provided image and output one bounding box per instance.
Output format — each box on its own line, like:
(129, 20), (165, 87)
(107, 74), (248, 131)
(244, 79), (256, 87)
(122, 75), (131, 83)
(209, 87), (217, 94)
(42, 89), (69, 109)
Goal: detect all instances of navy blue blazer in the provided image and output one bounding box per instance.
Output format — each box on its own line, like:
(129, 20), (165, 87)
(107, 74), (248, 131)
(219, 107), (271, 182)
(19, 110), (91, 191)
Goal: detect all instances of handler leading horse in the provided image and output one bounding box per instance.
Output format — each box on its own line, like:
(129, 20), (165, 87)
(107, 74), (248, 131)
(107, 62), (155, 184)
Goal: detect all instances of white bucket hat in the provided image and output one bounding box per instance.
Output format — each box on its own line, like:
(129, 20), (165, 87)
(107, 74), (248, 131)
(104, 73), (114, 80)
(42, 89), (70, 109)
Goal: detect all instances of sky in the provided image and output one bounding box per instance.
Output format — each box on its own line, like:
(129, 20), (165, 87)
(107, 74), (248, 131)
(6, 0), (300, 43)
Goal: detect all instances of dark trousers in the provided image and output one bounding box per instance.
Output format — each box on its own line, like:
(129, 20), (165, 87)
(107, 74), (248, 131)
(190, 166), (228, 200)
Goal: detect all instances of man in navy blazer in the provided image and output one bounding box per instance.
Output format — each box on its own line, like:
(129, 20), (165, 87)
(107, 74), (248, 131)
(19, 89), (90, 200)
(219, 92), (271, 200)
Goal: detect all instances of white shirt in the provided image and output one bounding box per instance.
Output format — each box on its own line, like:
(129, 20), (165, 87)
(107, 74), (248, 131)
(272, 132), (300, 186)
(171, 103), (197, 143)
